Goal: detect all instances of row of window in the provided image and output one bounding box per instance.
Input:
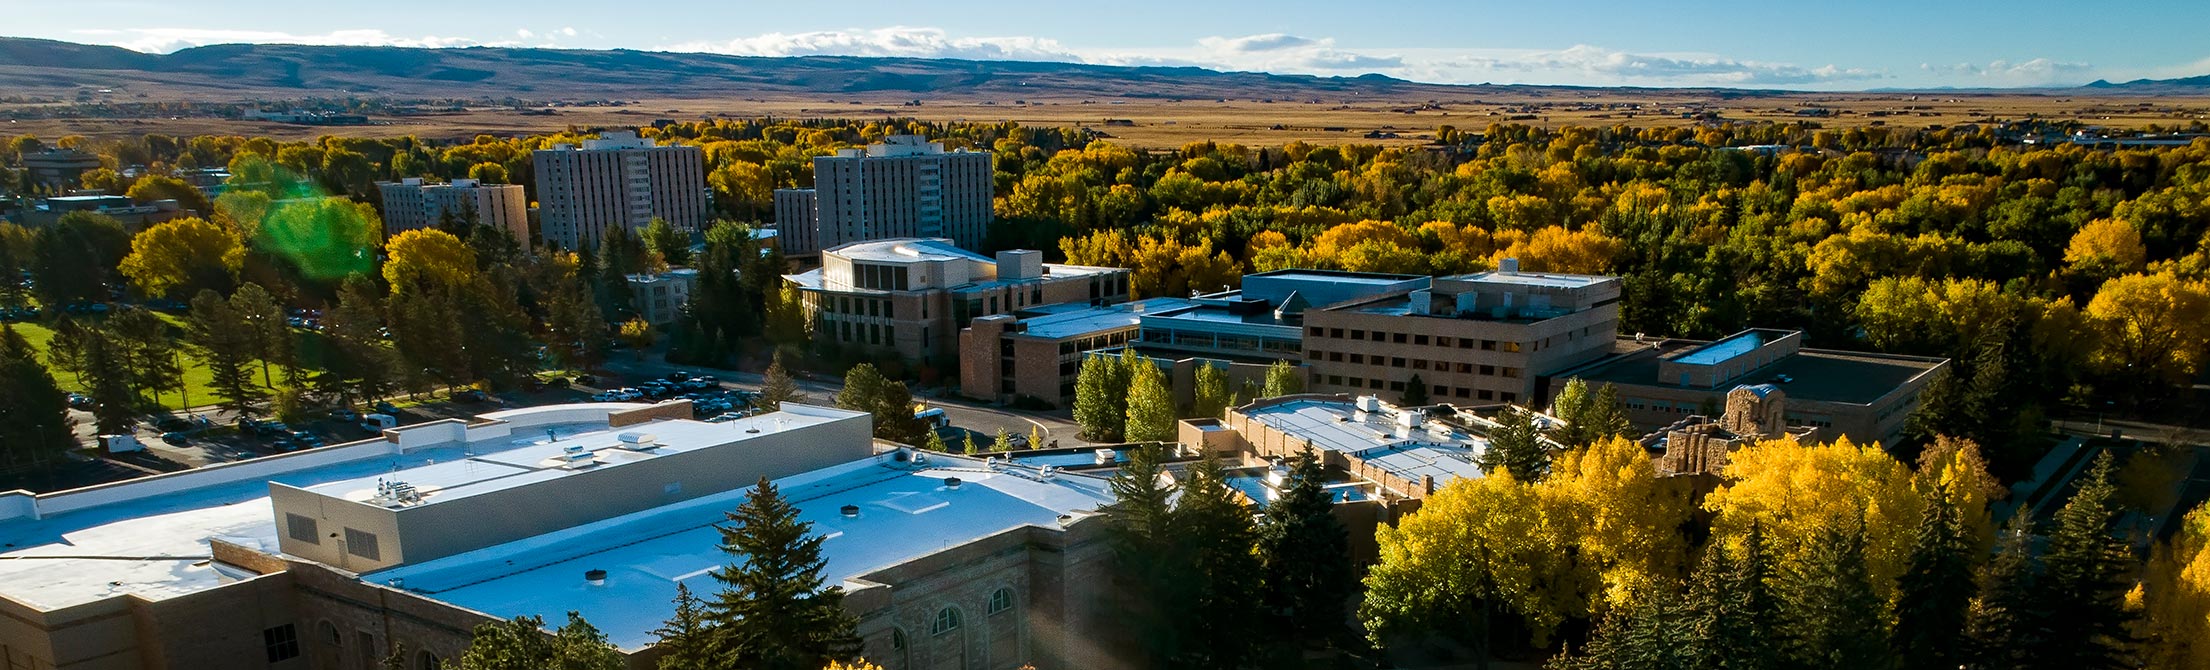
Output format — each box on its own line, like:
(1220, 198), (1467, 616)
(835, 321), (898, 347)
(828, 295), (898, 319)
(1310, 350), (1522, 378)
(1315, 373), (1518, 403)
(263, 621), (445, 669)
(852, 263), (913, 291)
(902, 588), (1018, 642)
(1312, 327), (1523, 353)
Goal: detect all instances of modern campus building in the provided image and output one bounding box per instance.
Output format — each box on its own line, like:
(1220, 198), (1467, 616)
(1301, 262), (1622, 406)
(10, 194), (186, 229)
(773, 136), (994, 256)
(375, 178), (530, 241)
(21, 148), (100, 189)
(1546, 328), (1948, 448)
(0, 402), (1127, 670)
(786, 239), (1128, 365)
(532, 130), (708, 250)
(958, 298), (1196, 407)
(625, 268), (699, 327)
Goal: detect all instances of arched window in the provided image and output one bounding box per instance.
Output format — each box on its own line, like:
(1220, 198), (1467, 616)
(416, 650), (442, 670)
(892, 628), (908, 650)
(987, 588), (1013, 615)
(931, 606), (962, 636)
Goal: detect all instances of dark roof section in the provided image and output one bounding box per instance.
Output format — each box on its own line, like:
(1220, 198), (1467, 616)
(1556, 338), (1946, 406)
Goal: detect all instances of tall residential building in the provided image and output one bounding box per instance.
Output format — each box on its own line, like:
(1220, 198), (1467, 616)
(531, 130), (707, 250)
(374, 178), (528, 241)
(785, 238), (1127, 364)
(773, 135), (993, 255)
(1301, 261), (1623, 406)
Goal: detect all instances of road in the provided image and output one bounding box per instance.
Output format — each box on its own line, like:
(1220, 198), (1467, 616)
(599, 357), (1091, 448)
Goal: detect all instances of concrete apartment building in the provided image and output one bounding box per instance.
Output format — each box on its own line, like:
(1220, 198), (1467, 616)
(21, 148), (101, 189)
(774, 135), (994, 255)
(1302, 262), (1622, 406)
(625, 268), (699, 327)
(532, 130), (708, 250)
(786, 239), (1127, 365)
(0, 401), (1129, 670)
(959, 298), (1196, 406)
(374, 178), (529, 241)
(1547, 328), (1947, 448)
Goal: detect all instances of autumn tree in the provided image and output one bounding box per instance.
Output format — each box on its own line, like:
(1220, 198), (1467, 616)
(1072, 353), (1127, 441)
(2082, 272), (2210, 386)
(119, 217), (243, 298)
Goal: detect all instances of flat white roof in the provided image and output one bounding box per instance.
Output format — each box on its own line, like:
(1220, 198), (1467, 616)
(1018, 298), (1195, 339)
(366, 454), (1114, 650)
(0, 422), (614, 610)
(827, 238), (994, 265)
(1452, 270), (1615, 289)
(302, 410), (854, 509)
(1243, 399), (1488, 487)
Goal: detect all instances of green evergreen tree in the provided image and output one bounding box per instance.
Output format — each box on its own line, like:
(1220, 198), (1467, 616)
(1478, 407), (1551, 481)
(1587, 383), (1634, 441)
(923, 429), (949, 453)
(1782, 522), (1891, 670)
(1893, 489), (1975, 670)
(1103, 445), (1183, 666)
(1258, 446), (1356, 649)
(1073, 353), (1125, 441)
(1262, 359), (1302, 397)
(1550, 377), (1594, 446)
(705, 477), (861, 670)
(1124, 357), (1176, 443)
(1401, 373), (1430, 406)
(77, 330), (138, 433)
(1172, 455), (1266, 668)
(1190, 361), (1232, 419)
(1715, 523), (1786, 670)
(2033, 453), (2137, 669)
(834, 363), (925, 444)
(756, 352), (804, 412)
(107, 307), (181, 406)
(185, 289), (263, 414)
(650, 583), (712, 670)
(230, 282), (291, 388)
(1964, 521), (2044, 670)
(0, 324), (76, 469)
(455, 613), (623, 670)
(642, 217), (691, 267)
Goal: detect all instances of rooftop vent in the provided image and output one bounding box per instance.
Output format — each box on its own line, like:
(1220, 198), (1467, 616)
(1094, 449), (1115, 466)
(616, 432), (659, 450)
(944, 477), (963, 490)
(1039, 465), (1058, 480)
(1355, 396), (1382, 413)
(584, 569), (607, 586)
(840, 504), (861, 518)
(1499, 257), (1520, 274)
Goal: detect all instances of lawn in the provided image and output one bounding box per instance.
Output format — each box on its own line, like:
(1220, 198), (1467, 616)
(10, 315), (315, 412)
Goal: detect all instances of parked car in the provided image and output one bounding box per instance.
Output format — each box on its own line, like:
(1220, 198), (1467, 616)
(66, 392), (92, 409)
(575, 374), (601, 386)
(374, 401), (400, 415)
(454, 389), (490, 403)
(329, 408), (360, 422)
(287, 431), (324, 448)
(154, 416), (198, 432)
(666, 371), (689, 382)
(159, 431), (190, 445)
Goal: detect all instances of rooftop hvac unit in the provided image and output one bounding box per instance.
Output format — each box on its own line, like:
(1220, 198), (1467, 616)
(1408, 289), (1432, 315)
(616, 432), (660, 450)
(1094, 449), (1115, 466)
(1455, 291), (1479, 316)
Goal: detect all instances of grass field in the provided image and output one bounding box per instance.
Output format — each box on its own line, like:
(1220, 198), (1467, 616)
(11, 90), (2208, 148)
(10, 315), (308, 412)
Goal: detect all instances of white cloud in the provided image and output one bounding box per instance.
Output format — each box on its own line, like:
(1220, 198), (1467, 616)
(516, 28), (533, 39)
(74, 28), (514, 54)
(560, 27), (578, 37)
(1921, 58), (2094, 86)
(1439, 45), (1885, 86)
(667, 26), (1085, 62)
(1199, 33), (1319, 53)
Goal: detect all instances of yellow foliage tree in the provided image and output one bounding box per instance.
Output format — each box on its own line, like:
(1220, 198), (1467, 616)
(118, 217), (244, 297)
(382, 228), (479, 294)
(2064, 218), (2149, 278)
(2083, 272), (2210, 383)
(1703, 437), (1925, 602)
(1539, 435), (1692, 609)
(1491, 225), (1622, 274)
(2135, 501), (2210, 670)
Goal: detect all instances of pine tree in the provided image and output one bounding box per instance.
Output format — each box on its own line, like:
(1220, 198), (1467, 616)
(0, 324), (75, 469)
(962, 431), (980, 454)
(1262, 359), (1302, 397)
(756, 352), (804, 412)
(2034, 453), (2137, 668)
(1258, 446), (1356, 649)
(455, 613), (623, 670)
(1028, 423), (1045, 451)
(78, 330), (138, 433)
(1172, 455), (1265, 668)
(1401, 373), (1430, 406)
(230, 282), (290, 388)
(107, 307), (180, 406)
(185, 288), (263, 413)
(835, 363), (925, 444)
(650, 583), (712, 670)
(1550, 377), (1594, 446)
(1893, 489), (1974, 670)
(1190, 361), (1232, 419)
(705, 477), (861, 670)
(1103, 445), (1183, 665)
(992, 426), (1013, 451)
(1479, 407), (1551, 481)
(1965, 522), (2043, 670)
(1715, 523), (1785, 670)
(1124, 357), (1176, 443)
(1783, 522), (1891, 670)
(1073, 353), (1125, 441)
(1587, 383), (1634, 441)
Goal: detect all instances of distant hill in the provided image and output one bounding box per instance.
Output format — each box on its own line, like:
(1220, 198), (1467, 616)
(2083, 75), (2210, 93)
(0, 37), (1513, 101)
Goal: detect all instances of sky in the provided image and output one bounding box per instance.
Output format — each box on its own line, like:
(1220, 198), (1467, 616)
(10, 0), (2210, 90)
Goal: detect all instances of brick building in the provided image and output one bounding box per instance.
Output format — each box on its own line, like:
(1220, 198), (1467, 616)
(787, 239), (1127, 365)
(959, 298), (1194, 407)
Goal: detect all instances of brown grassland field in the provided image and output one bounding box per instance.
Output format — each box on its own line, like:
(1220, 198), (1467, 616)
(10, 88), (2210, 147)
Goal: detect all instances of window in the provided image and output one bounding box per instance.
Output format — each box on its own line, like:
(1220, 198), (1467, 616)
(1329, 328), (1344, 338)
(932, 607), (963, 635)
(1308, 327), (1324, 337)
(1502, 341), (1522, 353)
(1392, 333), (1407, 344)
(1327, 375), (1343, 385)
(1458, 338), (1475, 349)
(1330, 351), (1343, 362)
(1412, 360), (1428, 370)
(1390, 357), (1406, 368)
(418, 651), (443, 670)
(1414, 335), (1429, 346)
(1350, 330), (1365, 340)
(357, 631), (377, 668)
(286, 514), (319, 544)
(263, 625), (300, 662)
(344, 528), (380, 561)
(1349, 353), (1364, 364)
(989, 588), (1014, 615)
(893, 629), (908, 650)
(1501, 392), (1518, 403)
(1479, 365), (1496, 376)
(1389, 381), (1406, 392)
(1481, 340), (1497, 351)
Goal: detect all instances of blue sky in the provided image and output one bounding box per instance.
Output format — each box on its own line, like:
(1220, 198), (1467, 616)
(15, 0), (2210, 89)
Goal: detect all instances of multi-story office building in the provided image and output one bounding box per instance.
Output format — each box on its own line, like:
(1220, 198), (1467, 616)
(774, 136), (994, 255)
(785, 239), (1127, 364)
(21, 148), (100, 189)
(375, 178), (529, 241)
(0, 401), (1128, 670)
(959, 297), (1195, 406)
(1547, 328), (1947, 448)
(1301, 261), (1622, 406)
(532, 130), (708, 250)
(626, 268), (699, 327)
